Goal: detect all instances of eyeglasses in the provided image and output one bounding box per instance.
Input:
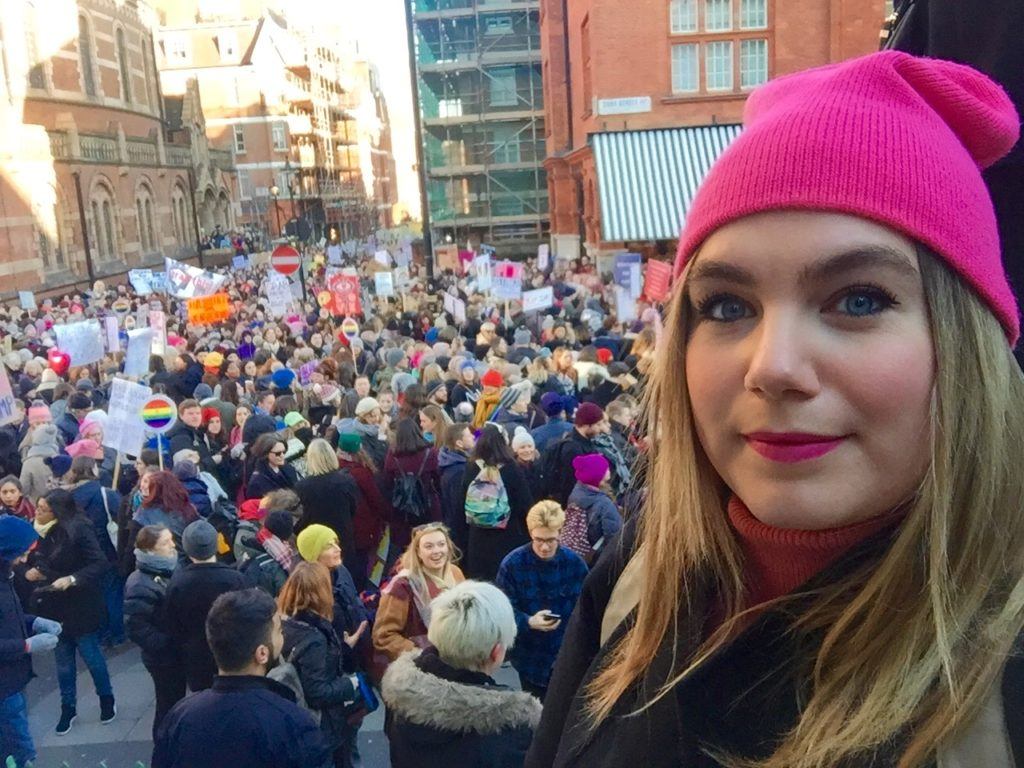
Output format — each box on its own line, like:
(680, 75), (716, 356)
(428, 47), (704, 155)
(269, 450), (286, 457)
(531, 537), (559, 546)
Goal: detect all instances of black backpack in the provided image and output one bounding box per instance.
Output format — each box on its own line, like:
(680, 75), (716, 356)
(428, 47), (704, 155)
(390, 452), (431, 523)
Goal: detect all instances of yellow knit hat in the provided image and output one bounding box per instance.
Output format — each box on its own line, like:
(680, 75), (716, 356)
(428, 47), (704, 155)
(296, 524), (338, 563)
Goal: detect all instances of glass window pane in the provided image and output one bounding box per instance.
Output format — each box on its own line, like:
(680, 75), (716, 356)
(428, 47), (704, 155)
(671, 43), (699, 94)
(489, 68), (518, 107)
(233, 125), (245, 153)
(740, 39), (768, 88)
(740, 0), (767, 29)
(705, 40), (733, 91)
(705, 0), (732, 31)
(670, 0), (697, 33)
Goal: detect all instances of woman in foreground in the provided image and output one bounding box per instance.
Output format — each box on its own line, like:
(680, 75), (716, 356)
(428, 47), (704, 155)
(527, 51), (1024, 768)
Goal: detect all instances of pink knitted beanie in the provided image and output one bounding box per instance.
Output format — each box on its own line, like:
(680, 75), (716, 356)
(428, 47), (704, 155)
(675, 51), (1021, 345)
(573, 453), (610, 487)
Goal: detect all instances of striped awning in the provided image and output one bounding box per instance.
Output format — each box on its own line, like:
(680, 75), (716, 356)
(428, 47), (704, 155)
(593, 124), (741, 242)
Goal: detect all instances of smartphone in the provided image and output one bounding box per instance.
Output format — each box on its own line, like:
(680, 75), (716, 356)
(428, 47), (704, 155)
(544, 612), (562, 621)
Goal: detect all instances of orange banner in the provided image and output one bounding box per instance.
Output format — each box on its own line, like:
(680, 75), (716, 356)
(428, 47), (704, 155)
(187, 293), (231, 325)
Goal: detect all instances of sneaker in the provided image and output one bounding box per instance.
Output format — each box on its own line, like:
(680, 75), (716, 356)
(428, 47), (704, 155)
(55, 706), (76, 735)
(100, 695), (116, 724)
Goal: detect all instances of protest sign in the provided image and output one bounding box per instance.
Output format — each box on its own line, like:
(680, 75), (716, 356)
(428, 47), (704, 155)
(435, 244), (459, 272)
(54, 320), (104, 365)
(453, 297), (467, 324)
(141, 394), (177, 434)
(266, 276), (292, 318)
(103, 377), (152, 456)
(326, 274), (362, 317)
(103, 316), (120, 352)
(644, 259), (673, 302)
(18, 291), (36, 311)
(327, 245), (342, 265)
(522, 286), (554, 313)
(128, 269), (155, 295)
(340, 317), (360, 341)
(149, 272), (168, 294)
(537, 244), (550, 272)
(473, 255), (492, 292)
(165, 257), (227, 299)
(232, 255), (249, 270)
(491, 261), (523, 300)
(187, 293), (231, 325)
(149, 310), (167, 354)
(443, 292), (456, 317)
(374, 272), (395, 298)
(374, 250), (391, 267)
(394, 266), (411, 290)
(616, 285), (638, 323)
(397, 243), (412, 268)
(0, 367), (18, 426)
(123, 328), (153, 377)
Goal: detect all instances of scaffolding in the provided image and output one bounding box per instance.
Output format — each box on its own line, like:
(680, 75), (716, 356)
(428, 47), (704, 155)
(411, 0), (549, 255)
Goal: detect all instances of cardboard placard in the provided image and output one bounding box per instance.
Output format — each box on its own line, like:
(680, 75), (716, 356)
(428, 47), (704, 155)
(266, 276), (292, 318)
(326, 274), (362, 317)
(394, 266), (411, 290)
(473, 255), (492, 292)
(327, 245), (342, 265)
(54, 320), (105, 366)
(435, 244), (460, 272)
(397, 244), (412, 268)
(123, 328), (153, 377)
(491, 260), (523, 300)
(374, 250), (391, 267)
(453, 297), (467, 324)
(128, 269), (155, 295)
(644, 259), (673, 302)
(522, 286), (554, 313)
(0, 366), (18, 426)
(165, 257), (227, 299)
(18, 291), (36, 311)
(186, 293), (231, 325)
(103, 377), (152, 456)
(149, 310), (167, 355)
(537, 244), (550, 272)
(232, 255), (249, 269)
(616, 286), (638, 323)
(103, 316), (120, 352)
(374, 272), (395, 298)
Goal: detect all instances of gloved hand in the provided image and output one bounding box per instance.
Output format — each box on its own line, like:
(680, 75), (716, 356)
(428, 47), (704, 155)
(25, 633), (59, 654)
(230, 443), (245, 460)
(32, 616), (62, 636)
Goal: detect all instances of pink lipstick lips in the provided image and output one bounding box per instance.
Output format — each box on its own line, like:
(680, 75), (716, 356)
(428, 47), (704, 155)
(743, 432), (847, 463)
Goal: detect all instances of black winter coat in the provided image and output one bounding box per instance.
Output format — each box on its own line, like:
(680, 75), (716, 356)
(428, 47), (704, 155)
(282, 610), (360, 751)
(295, 470), (358, 558)
(69, 479), (121, 564)
(166, 423), (214, 472)
(123, 559), (176, 669)
(245, 461), (298, 500)
(437, 448), (469, 555)
(163, 562), (248, 691)
(542, 430), (599, 507)
(29, 516), (108, 637)
(152, 674), (331, 768)
(462, 461), (532, 581)
(0, 563), (35, 699)
(383, 648), (542, 768)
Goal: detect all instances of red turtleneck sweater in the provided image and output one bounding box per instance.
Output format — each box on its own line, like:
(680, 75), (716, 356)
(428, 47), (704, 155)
(727, 497), (904, 607)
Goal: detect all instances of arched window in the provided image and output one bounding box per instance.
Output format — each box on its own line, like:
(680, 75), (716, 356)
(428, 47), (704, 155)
(116, 28), (132, 104)
(141, 34), (155, 109)
(136, 199), (148, 251)
(90, 182), (118, 261)
(171, 182), (192, 246)
(136, 183), (157, 254)
(78, 15), (96, 97)
(145, 198), (155, 251)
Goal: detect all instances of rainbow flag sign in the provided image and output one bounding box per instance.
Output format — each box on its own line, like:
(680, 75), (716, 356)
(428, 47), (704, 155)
(140, 395), (177, 433)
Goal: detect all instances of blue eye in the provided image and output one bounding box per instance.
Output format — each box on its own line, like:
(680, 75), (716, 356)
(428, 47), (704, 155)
(695, 295), (753, 322)
(832, 288), (896, 317)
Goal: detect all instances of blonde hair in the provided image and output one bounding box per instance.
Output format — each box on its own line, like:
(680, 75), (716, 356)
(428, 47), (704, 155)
(304, 438), (340, 476)
(428, 580), (517, 671)
(586, 250), (1024, 768)
(277, 561), (334, 621)
(526, 500), (565, 532)
(400, 523), (461, 583)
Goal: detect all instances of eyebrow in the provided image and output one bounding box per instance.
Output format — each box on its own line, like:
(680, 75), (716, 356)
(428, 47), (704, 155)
(687, 245), (919, 288)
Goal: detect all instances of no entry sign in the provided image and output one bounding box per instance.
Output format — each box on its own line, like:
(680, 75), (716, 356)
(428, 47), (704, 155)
(271, 245), (302, 276)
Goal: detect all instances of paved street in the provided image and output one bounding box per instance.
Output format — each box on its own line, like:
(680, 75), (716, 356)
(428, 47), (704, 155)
(23, 643), (522, 768)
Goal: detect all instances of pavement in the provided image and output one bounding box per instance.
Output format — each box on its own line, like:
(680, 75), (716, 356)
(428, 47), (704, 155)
(22, 642), (520, 768)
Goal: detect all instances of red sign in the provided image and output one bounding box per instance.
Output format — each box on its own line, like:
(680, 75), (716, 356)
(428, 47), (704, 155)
(271, 245), (302, 276)
(326, 274), (362, 317)
(644, 259), (674, 303)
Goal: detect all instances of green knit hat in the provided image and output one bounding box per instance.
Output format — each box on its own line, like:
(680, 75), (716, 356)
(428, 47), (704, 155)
(296, 524), (339, 563)
(338, 431), (362, 454)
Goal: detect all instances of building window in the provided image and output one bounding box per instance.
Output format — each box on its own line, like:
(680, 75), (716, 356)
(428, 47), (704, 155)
(704, 0), (732, 31)
(484, 15), (513, 35)
(78, 15), (97, 97)
(237, 169), (253, 200)
(217, 30), (237, 59)
(136, 199), (147, 251)
(740, 38), (768, 88)
(489, 68), (518, 107)
(26, 3), (47, 90)
(740, 0), (767, 29)
(116, 28), (132, 104)
(141, 35), (154, 109)
(233, 125), (246, 154)
(670, 0), (697, 33)
(272, 122), (287, 151)
(705, 41), (734, 90)
(166, 34), (189, 64)
(491, 125), (521, 164)
(671, 43), (699, 93)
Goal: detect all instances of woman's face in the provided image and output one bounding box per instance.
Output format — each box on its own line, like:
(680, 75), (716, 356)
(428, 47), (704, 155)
(0, 482), (21, 507)
(685, 212), (935, 530)
(317, 540), (343, 570)
(514, 443), (536, 463)
(153, 529), (176, 558)
(244, 361), (256, 376)
(267, 442), (286, 468)
(310, 333), (323, 348)
(34, 497), (54, 524)
(226, 362), (240, 379)
(82, 424), (102, 442)
(139, 473), (152, 497)
(207, 416), (222, 435)
(235, 406), (251, 427)
(419, 412), (435, 434)
(417, 531), (449, 571)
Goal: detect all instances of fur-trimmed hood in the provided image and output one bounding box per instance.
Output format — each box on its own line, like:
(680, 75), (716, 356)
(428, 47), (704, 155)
(382, 650), (542, 737)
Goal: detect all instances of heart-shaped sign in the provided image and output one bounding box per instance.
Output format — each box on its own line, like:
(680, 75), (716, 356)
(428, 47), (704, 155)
(47, 348), (70, 377)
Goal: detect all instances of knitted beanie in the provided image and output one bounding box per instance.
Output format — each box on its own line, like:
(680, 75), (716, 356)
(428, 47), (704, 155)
(511, 426), (535, 452)
(385, 348), (406, 368)
(271, 368), (296, 390)
(263, 510), (294, 542)
(675, 50), (1021, 345)
(574, 402), (604, 427)
(202, 407), (221, 424)
(0, 515), (38, 562)
(182, 520), (218, 561)
(27, 402), (52, 425)
(513, 328), (532, 346)
(540, 392), (566, 418)
(297, 524), (339, 563)
(481, 369), (504, 389)
(573, 453), (610, 487)
(338, 431), (362, 454)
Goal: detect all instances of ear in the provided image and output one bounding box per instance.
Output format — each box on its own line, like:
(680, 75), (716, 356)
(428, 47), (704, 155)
(254, 643), (270, 667)
(489, 643), (505, 667)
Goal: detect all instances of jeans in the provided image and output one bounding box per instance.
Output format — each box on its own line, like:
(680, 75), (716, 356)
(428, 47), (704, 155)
(0, 691), (35, 767)
(55, 632), (114, 709)
(101, 570), (125, 644)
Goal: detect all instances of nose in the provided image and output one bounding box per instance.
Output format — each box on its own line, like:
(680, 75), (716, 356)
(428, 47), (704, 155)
(743, 310), (820, 400)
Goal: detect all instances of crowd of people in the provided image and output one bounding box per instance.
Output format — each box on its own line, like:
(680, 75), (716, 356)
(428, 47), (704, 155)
(4, 45), (1024, 768)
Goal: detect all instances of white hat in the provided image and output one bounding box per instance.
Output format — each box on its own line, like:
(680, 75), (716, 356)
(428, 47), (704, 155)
(355, 397), (380, 417)
(511, 426), (535, 452)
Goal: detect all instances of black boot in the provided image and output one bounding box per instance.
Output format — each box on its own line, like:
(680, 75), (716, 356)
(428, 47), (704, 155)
(55, 705), (76, 735)
(100, 694), (116, 724)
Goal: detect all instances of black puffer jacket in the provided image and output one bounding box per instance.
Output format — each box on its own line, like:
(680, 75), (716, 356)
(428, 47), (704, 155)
(281, 610), (360, 751)
(0, 562), (34, 699)
(383, 648), (542, 768)
(124, 559), (176, 668)
(29, 515), (108, 637)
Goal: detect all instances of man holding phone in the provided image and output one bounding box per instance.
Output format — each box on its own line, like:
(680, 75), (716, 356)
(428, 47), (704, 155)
(496, 501), (589, 701)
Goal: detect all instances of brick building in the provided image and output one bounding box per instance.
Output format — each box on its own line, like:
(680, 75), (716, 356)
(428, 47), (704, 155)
(540, 0), (885, 260)
(0, 0), (237, 295)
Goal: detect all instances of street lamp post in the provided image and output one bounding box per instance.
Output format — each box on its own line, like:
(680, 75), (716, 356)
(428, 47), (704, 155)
(270, 185), (282, 238)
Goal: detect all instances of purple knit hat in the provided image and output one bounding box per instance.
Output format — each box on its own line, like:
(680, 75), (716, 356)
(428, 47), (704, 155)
(675, 51), (1021, 345)
(573, 453), (609, 487)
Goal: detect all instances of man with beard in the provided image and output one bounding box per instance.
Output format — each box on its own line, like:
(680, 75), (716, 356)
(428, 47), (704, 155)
(153, 588), (330, 768)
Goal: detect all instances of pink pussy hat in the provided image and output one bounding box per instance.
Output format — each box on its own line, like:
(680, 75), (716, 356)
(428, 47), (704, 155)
(675, 50), (1021, 345)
